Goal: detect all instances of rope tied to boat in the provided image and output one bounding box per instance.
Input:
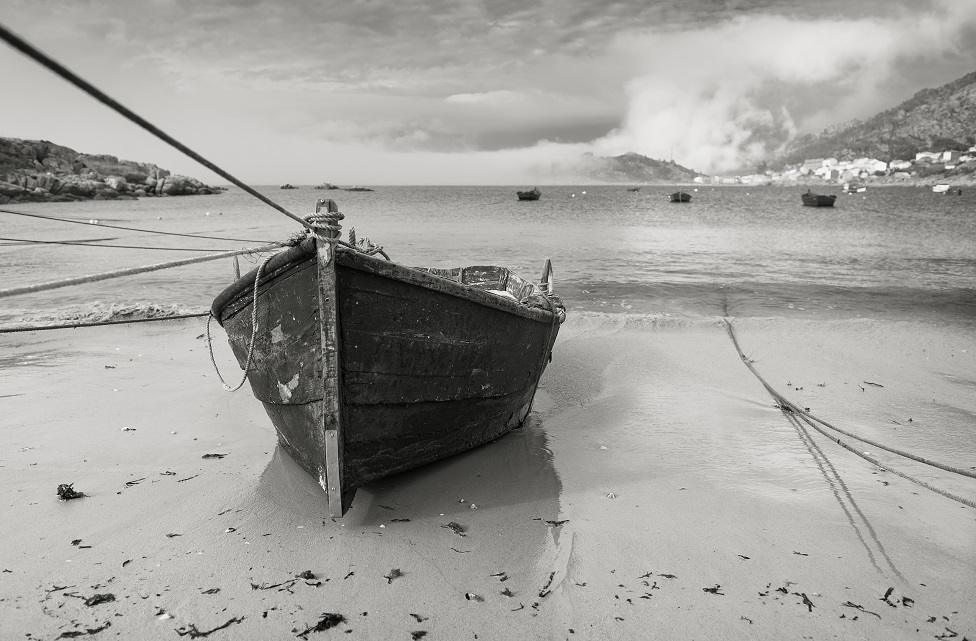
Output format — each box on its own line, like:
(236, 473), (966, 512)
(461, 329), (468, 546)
(305, 198), (345, 241)
(295, 198), (391, 260)
(206, 254), (272, 392)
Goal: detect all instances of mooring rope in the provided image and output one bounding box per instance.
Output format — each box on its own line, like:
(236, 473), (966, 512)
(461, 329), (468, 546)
(723, 319), (976, 509)
(0, 236), (257, 252)
(205, 255), (272, 391)
(0, 312), (208, 333)
(0, 22), (311, 231)
(0, 243), (280, 299)
(0, 207), (268, 243)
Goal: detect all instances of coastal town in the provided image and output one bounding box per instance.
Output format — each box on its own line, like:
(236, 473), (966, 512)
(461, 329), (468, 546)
(701, 144), (976, 187)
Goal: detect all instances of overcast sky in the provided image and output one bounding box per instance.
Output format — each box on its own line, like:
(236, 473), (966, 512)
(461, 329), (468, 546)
(2, 0), (975, 184)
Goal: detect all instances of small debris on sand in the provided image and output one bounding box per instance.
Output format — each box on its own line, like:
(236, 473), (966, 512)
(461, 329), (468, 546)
(538, 571), (556, 598)
(441, 522), (467, 537)
(175, 616), (244, 638)
(83, 593), (115, 607)
(57, 483), (86, 500)
(296, 613), (345, 638)
(56, 621), (111, 638)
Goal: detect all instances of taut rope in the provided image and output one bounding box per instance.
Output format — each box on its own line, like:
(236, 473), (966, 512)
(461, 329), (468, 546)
(0, 22), (310, 231)
(0, 244), (280, 299)
(0, 207), (268, 244)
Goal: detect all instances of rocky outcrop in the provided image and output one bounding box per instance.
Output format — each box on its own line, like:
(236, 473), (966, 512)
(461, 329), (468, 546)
(0, 137), (225, 204)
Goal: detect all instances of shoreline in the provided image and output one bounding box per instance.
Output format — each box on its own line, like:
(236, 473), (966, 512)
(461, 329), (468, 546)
(1, 316), (973, 639)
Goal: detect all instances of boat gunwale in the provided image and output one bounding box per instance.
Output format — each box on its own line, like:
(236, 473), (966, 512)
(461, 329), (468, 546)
(212, 236), (558, 326)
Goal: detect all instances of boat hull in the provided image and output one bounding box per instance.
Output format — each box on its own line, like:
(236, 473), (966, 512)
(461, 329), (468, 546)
(801, 193), (837, 207)
(212, 239), (562, 513)
(669, 191), (691, 202)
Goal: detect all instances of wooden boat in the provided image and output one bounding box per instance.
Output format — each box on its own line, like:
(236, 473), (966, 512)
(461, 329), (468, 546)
(517, 187), (541, 201)
(669, 191), (691, 203)
(627, 186), (641, 192)
(211, 200), (565, 516)
(801, 190), (836, 207)
(843, 182), (866, 194)
(932, 183), (951, 194)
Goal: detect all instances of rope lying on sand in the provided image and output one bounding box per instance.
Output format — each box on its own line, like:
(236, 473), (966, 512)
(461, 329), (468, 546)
(722, 318), (976, 509)
(0, 244), (280, 300)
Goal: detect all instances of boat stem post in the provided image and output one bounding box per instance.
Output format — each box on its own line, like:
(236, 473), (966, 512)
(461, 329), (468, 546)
(232, 255), (241, 280)
(311, 198), (347, 516)
(540, 258), (554, 295)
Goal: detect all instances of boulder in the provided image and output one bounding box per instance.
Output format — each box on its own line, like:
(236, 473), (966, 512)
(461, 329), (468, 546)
(103, 175), (127, 191)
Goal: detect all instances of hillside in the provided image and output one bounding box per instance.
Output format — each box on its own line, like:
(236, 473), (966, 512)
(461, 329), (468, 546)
(0, 137), (222, 203)
(776, 70), (976, 167)
(576, 152), (701, 183)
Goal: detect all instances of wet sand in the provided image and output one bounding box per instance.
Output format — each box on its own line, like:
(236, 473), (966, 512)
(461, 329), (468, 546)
(1, 316), (974, 640)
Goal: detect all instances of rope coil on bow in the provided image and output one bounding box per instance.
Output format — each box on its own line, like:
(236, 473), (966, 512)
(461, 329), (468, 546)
(305, 198), (345, 241)
(300, 198), (391, 260)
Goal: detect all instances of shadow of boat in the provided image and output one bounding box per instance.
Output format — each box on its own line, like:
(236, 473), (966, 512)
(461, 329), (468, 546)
(255, 412), (561, 526)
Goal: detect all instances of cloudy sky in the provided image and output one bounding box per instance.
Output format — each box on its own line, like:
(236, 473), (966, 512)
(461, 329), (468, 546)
(2, 0), (975, 184)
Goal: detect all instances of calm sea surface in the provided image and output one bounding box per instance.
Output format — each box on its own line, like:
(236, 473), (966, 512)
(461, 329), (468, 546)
(1, 184), (974, 326)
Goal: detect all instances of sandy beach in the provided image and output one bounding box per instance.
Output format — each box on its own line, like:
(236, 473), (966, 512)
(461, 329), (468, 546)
(1, 315), (974, 640)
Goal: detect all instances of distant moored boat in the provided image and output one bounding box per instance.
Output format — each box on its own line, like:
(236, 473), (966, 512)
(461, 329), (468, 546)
(801, 190), (837, 207)
(932, 183), (951, 194)
(517, 187), (541, 201)
(668, 191), (691, 203)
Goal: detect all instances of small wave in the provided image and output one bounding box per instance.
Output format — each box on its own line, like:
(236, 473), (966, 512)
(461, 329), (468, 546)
(561, 310), (725, 333)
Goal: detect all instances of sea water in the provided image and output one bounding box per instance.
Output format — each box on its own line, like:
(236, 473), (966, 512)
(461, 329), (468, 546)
(1, 184), (974, 326)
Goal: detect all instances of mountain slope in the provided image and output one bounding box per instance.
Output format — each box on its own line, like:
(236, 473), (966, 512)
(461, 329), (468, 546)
(575, 152), (701, 183)
(776, 70), (976, 167)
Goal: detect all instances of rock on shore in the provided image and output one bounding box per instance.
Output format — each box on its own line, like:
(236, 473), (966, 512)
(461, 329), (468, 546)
(0, 137), (225, 204)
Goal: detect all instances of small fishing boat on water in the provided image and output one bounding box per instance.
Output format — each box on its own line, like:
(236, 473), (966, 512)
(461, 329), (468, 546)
(211, 199), (565, 516)
(517, 187), (541, 201)
(669, 191), (691, 203)
(801, 190), (837, 207)
(932, 183), (951, 194)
